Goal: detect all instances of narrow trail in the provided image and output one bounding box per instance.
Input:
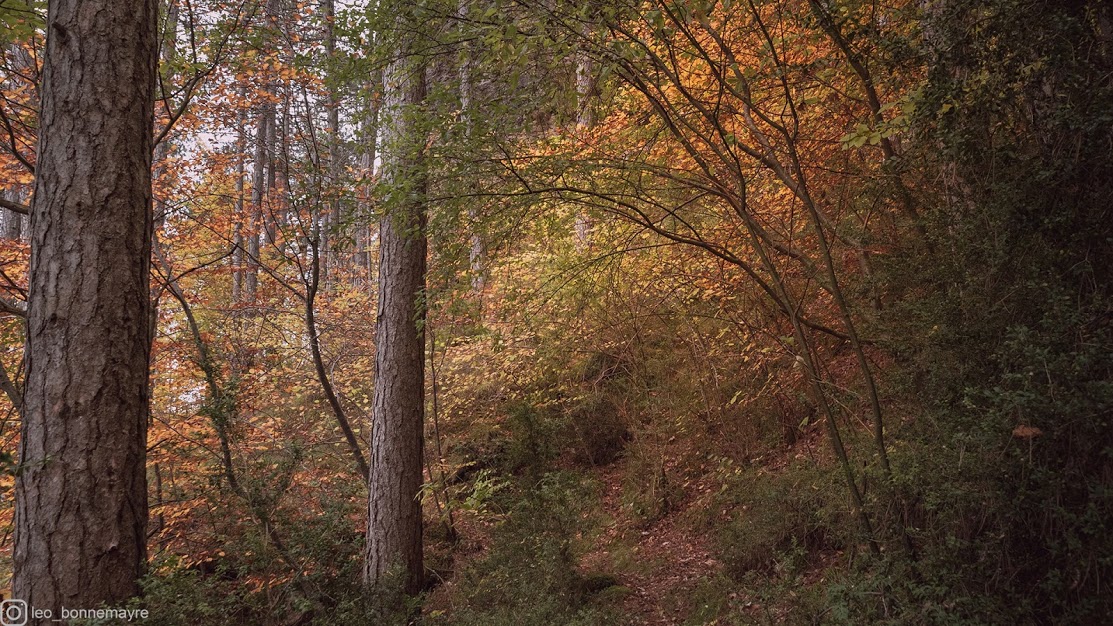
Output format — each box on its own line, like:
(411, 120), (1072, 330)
(581, 461), (723, 626)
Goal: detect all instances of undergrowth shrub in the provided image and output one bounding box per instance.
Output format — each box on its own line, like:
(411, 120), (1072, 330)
(620, 434), (676, 526)
(565, 391), (628, 466)
(712, 460), (850, 581)
(501, 401), (561, 478)
(432, 471), (615, 626)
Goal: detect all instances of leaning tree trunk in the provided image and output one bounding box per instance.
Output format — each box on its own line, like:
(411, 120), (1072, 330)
(364, 19), (428, 595)
(13, 0), (157, 617)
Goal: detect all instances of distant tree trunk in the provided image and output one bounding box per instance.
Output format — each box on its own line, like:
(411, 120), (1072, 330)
(13, 0), (157, 616)
(264, 92), (278, 245)
(2, 188), (24, 240)
(2, 43), (33, 241)
(575, 46), (596, 129)
(573, 32), (595, 246)
(151, 0), (179, 336)
(232, 86), (247, 303)
(321, 0), (339, 287)
(458, 0), (486, 294)
(247, 109), (266, 300)
(262, 0), (280, 248)
(364, 20), (427, 595)
(245, 0), (281, 301)
(356, 70), (382, 292)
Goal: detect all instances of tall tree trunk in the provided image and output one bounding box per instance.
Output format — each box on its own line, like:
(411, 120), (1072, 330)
(575, 45), (595, 129)
(458, 0), (485, 294)
(13, 0), (157, 616)
(356, 69), (382, 292)
(263, 0), (280, 248)
(573, 32), (595, 246)
(364, 20), (427, 595)
(264, 91), (278, 246)
(247, 110), (266, 300)
(150, 0), (179, 343)
(322, 0), (340, 288)
(1, 43), (34, 241)
(232, 86), (246, 303)
(2, 188), (24, 240)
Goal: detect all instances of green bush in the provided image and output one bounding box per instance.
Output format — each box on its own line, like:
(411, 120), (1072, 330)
(713, 461), (850, 581)
(433, 471), (616, 626)
(565, 391), (628, 467)
(501, 401), (562, 478)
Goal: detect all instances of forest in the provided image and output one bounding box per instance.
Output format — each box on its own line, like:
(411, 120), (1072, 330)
(0, 0), (1110, 624)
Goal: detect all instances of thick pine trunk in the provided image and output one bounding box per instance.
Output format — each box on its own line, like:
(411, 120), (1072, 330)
(364, 28), (427, 595)
(13, 0), (157, 616)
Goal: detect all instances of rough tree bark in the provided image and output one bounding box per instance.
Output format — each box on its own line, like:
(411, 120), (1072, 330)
(13, 0), (157, 616)
(364, 17), (428, 595)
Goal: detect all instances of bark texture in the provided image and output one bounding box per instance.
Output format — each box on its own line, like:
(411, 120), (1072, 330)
(364, 28), (427, 595)
(13, 0), (157, 617)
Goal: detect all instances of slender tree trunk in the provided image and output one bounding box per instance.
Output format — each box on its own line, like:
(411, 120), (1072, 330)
(233, 86), (246, 303)
(322, 0), (340, 288)
(356, 70), (382, 292)
(264, 93), (278, 246)
(306, 238), (369, 478)
(13, 0), (157, 616)
(1, 43), (33, 241)
(457, 0), (485, 294)
(152, 0), (177, 231)
(152, 240), (318, 605)
(364, 20), (427, 595)
(575, 46), (596, 129)
(573, 32), (595, 246)
(263, 0), (280, 247)
(2, 188), (24, 240)
(150, 0), (179, 344)
(247, 110), (266, 300)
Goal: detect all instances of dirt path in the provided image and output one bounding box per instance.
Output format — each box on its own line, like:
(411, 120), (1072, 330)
(581, 461), (723, 626)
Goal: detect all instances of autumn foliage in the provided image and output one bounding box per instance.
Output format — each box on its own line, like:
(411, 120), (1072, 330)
(0, 0), (1111, 623)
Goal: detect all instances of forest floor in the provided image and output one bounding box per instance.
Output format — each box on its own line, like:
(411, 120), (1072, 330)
(423, 420), (843, 624)
(579, 458), (724, 626)
(424, 451), (727, 625)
